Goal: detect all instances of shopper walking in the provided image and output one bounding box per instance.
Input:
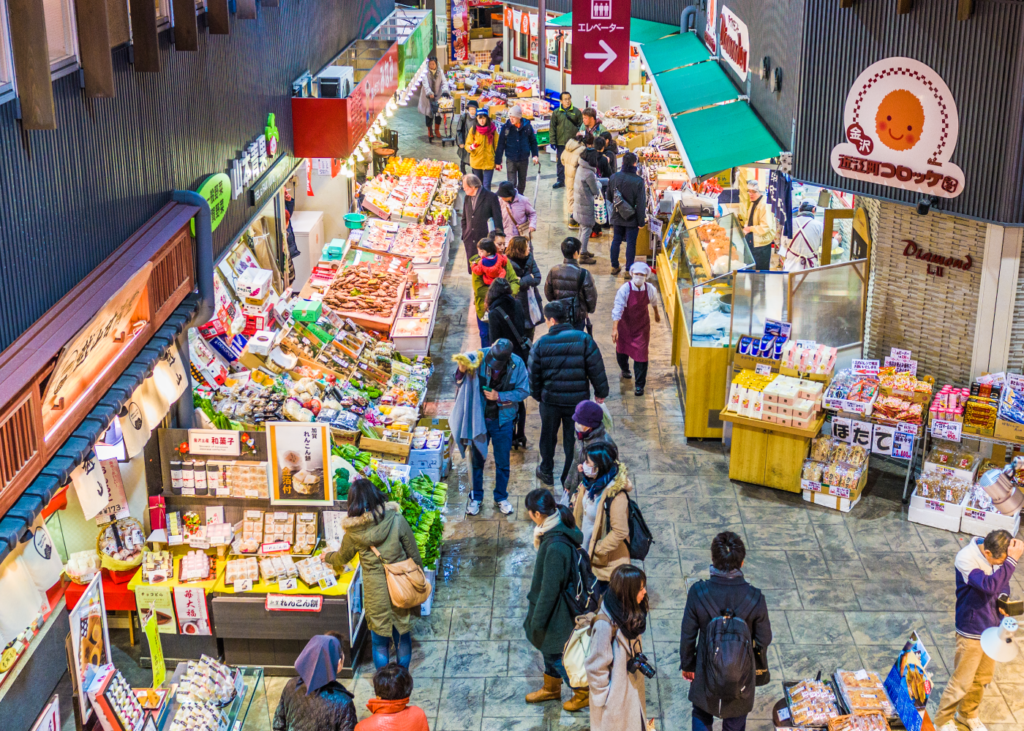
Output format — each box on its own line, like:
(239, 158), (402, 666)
(561, 135), (588, 226)
(496, 181), (538, 241)
(563, 400), (616, 499)
(485, 278), (530, 449)
(455, 339), (528, 516)
(571, 442), (632, 595)
(607, 152), (647, 275)
(934, 530), (1022, 731)
(471, 238), (519, 347)
(544, 237), (599, 333)
(742, 178), (776, 271)
(324, 480), (423, 671)
(574, 149), (602, 264)
(495, 105), (540, 194)
(417, 57), (448, 143)
(273, 634), (357, 731)
(585, 564), (651, 730)
(489, 39), (504, 69)
(461, 174), (503, 274)
(680, 531), (772, 731)
(507, 235), (542, 343)
(613, 262), (660, 396)
(523, 488), (584, 708)
(529, 301), (609, 487)
(456, 99), (480, 174)
(465, 107), (498, 190)
(551, 92), (583, 188)
(355, 663), (430, 731)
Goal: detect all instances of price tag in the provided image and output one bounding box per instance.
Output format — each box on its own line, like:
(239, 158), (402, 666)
(830, 485), (852, 499)
(777, 707), (791, 721)
(1006, 373), (1024, 393)
(852, 359), (880, 375)
(233, 579), (253, 592)
(216, 487), (231, 497)
(797, 340), (816, 349)
(884, 357), (918, 376)
(801, 480), (822, 493)
(890, 348), (912, 361)
(318, 575), (338, 590)
(181, 487), (196, 496)
(261, 541), (291, 554)
(279, 578), (297, 591)
(924, 499), (945, 513)
(964, 508), (987, 521)
(855, 669), (870, 681)
(896, 421), (918, 435)
(892, 431), (915, 460)
(245, 489), (259, 498)
(931, 420), (963, 442)
(755, 364), (772, 376)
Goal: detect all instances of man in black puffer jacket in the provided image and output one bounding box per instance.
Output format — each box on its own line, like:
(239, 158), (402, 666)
(528, 301), (609, 487)
(544, 237), (599, 332)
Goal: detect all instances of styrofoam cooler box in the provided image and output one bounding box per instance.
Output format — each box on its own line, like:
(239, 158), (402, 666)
(409, 465), (442, 483)
(959, 505), (1021, 538)
(420, 567), (437, 616)
(922, 460), (979, 484)
(409, 443), (446, 470)
(908, 487), (964, 533)
(802, 488), (863, 513)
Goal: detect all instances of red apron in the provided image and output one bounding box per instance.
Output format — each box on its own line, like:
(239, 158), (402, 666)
(616, 285), (651, 362)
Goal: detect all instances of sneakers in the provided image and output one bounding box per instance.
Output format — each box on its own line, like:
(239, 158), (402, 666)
(568, 220), (580, 229)
(635, 386), (645, 396)
(552, 181), (565, 189)
(936, 723), (959, 731)
(496, 500), (515, 515)
(466, 500), (481, 516)
(959, 718), (989, 731)
(590, 231), (600, 239)
(621, 370), (632, 379)
(535, 465), (554, 486)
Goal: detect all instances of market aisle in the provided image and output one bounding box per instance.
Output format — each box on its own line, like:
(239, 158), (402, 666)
(328, 105), (1024, 731)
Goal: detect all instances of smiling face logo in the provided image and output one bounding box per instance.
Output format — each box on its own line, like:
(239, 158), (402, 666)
(875, 89), (925, 151)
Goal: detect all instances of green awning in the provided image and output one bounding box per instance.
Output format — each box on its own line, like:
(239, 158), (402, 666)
(671, 102), (784, 178)
(547, 13), (678, 45)
(640, 33), (711, 75)
(658, 62), (739, 115)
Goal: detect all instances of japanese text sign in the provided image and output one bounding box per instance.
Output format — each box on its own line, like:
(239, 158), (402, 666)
(572, 0), (631, 85)
(931, 419), (962, 442)
(189, 429), (240, 456)
(266, 594), (324, 612)
(173, 586), (211, 635)
(831, 58), (965, 198)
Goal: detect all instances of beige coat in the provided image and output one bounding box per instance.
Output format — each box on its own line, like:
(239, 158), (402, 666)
(572, 466), (632, 581)
(561, 139), (586, 219)
(585, 611), (647, 731)
(745, 195), (776, 249)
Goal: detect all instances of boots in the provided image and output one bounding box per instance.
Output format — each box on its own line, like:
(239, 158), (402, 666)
(525, 674), (562, 703)
(563, 687), (590, 712)
(433, 122), (442, 140)
(427, 127), (434, 142)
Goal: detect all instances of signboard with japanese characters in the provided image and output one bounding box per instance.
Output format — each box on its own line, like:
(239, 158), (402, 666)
(189, 429), (241, 456)
(173, 586), (211, 635)
(571, 0), (632, 86)
(265, 594), (324, 612)
(719, 7), (748, 80)
(931, 419), (963, 442)
(267, 422), (334, 505)
(830, 58), (965, 199)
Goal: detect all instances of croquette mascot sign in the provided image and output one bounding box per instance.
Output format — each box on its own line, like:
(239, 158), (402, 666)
(830, 57), (965, 199)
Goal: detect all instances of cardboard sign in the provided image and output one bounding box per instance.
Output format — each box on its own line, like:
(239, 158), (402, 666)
(266, 594), (323, 612)
(571, 0), (632, 85)
(931, 419), (963, 442)
(801, 480), (822, 493)
(851, 420), (873, 449)
(884, 356), (918, 376)
(260, 541), (292, 554)
(890, 348), (912, 361)
(755, 364), (772, 376)
(871, 424), (896, 456)
(832, 417), (852, 443)
(29, 694), (60, 731)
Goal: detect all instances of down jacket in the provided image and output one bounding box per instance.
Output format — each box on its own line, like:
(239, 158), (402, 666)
(571, 466), (633, 581)
(607, 168), (647, 228)
(561, 139), (586, 219)
(324, 503), (422, 637)
(573, 157), (601, 228)
(528, 323), (609, 408)
(354, 698), (430, 731)
(544, 259), (598, 326)
(495, 118), (539, 164)
(273, 678), (356, 731)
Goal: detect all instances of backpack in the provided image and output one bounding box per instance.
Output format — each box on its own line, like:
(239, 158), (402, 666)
(612, 187), (636, 221)
(562, 611), (614, 688)
(547, 533), (600, 618)
(603, 490), (654, 560)
(557, 267), (587, 325)
(693, 581), (762, 708)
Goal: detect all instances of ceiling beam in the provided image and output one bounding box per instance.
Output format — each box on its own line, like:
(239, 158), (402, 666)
(76, 0), (116, 97)
(172, 0), (199, 51)
(896, 0), (913, 14)
(957, 0), (974, 20)
(7, 0), (55, 129)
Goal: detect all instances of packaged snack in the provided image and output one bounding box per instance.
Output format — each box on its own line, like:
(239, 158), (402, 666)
(847, 445), (868, 468)
(802, 460), (824, 482)
(811, 436), (834, 462)
(224, 557), (259, 584)
(836, 669), (895, 717)
(787, 679), (841, 726)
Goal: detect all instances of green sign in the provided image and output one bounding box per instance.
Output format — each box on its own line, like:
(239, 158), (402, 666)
(399, 12), (433, 90)
(191, 172), (231, 235)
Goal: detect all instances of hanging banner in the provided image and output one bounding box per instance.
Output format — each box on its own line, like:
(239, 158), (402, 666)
(704, 0), (718, 52)
(830, 57), (965, 199)
(572, 0), (632, 85)
(94, 459), (129, 525)
(70, 457), (111, 520)
(504, 6), (513, 28)
(719, 7), (749, 79)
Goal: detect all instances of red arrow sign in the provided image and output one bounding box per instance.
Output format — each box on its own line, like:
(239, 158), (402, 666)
(571, 0), (631, 86)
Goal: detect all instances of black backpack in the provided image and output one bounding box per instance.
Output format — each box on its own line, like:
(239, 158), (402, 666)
(557, 267), (587, 326)
(548, 533), (600, 617)
(603, 490), (654, 560)
(693, 582), (762, 708)
(612, 188), (636, 221)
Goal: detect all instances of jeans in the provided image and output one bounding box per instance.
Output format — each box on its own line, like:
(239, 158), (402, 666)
(693, 704), (746, 731)
(617, 352), (649, 389)
(539, 403), (577, 484)
(578, 224), (594, 254)
(471, 418), (514, 502)
(506, 159), (531, 194)
(472, 167), (494, 191)
(610, 225), (640, 270)
(555, 145), (566, 183)
(371, 627), (412, 670)
(543, 651), (571, 686)
(477, 317), (491, 347)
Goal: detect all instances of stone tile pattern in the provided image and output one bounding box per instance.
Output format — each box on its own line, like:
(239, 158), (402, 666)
(262, 107), (1024, 731)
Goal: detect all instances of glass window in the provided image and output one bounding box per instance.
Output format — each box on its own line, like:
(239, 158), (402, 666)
(564, 41), (572, 71)
(0, 0), (13, 91)
(517, 28), (530, 61)
(545, 30), (559, 70)
(43, 0), (78, 69)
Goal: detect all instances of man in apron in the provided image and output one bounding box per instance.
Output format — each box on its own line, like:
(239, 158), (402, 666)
(612, 262), (660, 396)
(779, 202), (823, 271)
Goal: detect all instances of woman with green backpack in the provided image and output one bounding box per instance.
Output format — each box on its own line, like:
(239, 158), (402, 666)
(522, 488), (590, 712)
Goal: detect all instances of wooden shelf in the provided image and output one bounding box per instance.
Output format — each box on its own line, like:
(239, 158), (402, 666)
(718, 410), (825, 439)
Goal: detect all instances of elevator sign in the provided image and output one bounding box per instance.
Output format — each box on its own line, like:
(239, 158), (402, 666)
(571, 0), (631, 85)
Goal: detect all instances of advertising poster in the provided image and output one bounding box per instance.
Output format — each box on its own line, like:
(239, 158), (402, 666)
(267, 422), (334, 505)
(173, 586), (212, 636)
(134, 584), (178, 635)
(68, 574), (112, 723)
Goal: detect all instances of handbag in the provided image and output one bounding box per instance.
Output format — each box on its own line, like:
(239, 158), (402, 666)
(502, 198), (533, 239)
(493, 307), (531, 358)
(595, 190), (608, 225)
(527, 287), (544, 327)
(754, 640), (770, 686)
(368, 526), (432, 609)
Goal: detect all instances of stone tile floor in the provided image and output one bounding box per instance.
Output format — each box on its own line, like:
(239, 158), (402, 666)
(70, 105), (1023, 731)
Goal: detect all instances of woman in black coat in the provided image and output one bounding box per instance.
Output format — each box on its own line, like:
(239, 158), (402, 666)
(486, 278), (530, 448)
(507, 235), (542, 341)
(274, 634), (356, 731)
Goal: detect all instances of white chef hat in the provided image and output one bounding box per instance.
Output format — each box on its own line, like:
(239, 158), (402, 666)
(629, 262), (651, 277)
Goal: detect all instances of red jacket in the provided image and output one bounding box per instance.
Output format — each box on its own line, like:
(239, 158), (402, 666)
(354, 699), (429, 731)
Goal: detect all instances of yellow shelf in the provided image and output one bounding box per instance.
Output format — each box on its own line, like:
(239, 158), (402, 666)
(718, 411), (826, 439)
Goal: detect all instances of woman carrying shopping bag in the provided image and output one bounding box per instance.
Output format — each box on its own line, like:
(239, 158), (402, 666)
(497, 181), (538, 240)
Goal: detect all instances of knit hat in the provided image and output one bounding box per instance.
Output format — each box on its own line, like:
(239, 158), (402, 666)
(573, 400), (604, 429)
(509, 105), (523, 118)
(476, 107), (490, 121)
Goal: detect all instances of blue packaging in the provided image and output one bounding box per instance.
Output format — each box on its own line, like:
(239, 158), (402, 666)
(760, 336), (775, 358)
(738, 336), (753, 356)
(773, 336), (786, 360)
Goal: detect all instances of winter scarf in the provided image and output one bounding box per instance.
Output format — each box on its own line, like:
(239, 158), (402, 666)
(533, 512), (561, 549)
(475, 120), (497, 146)
(602, 586), (647, 641)
(472, 253), (509, 285)
(584, 463), (619, 500)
